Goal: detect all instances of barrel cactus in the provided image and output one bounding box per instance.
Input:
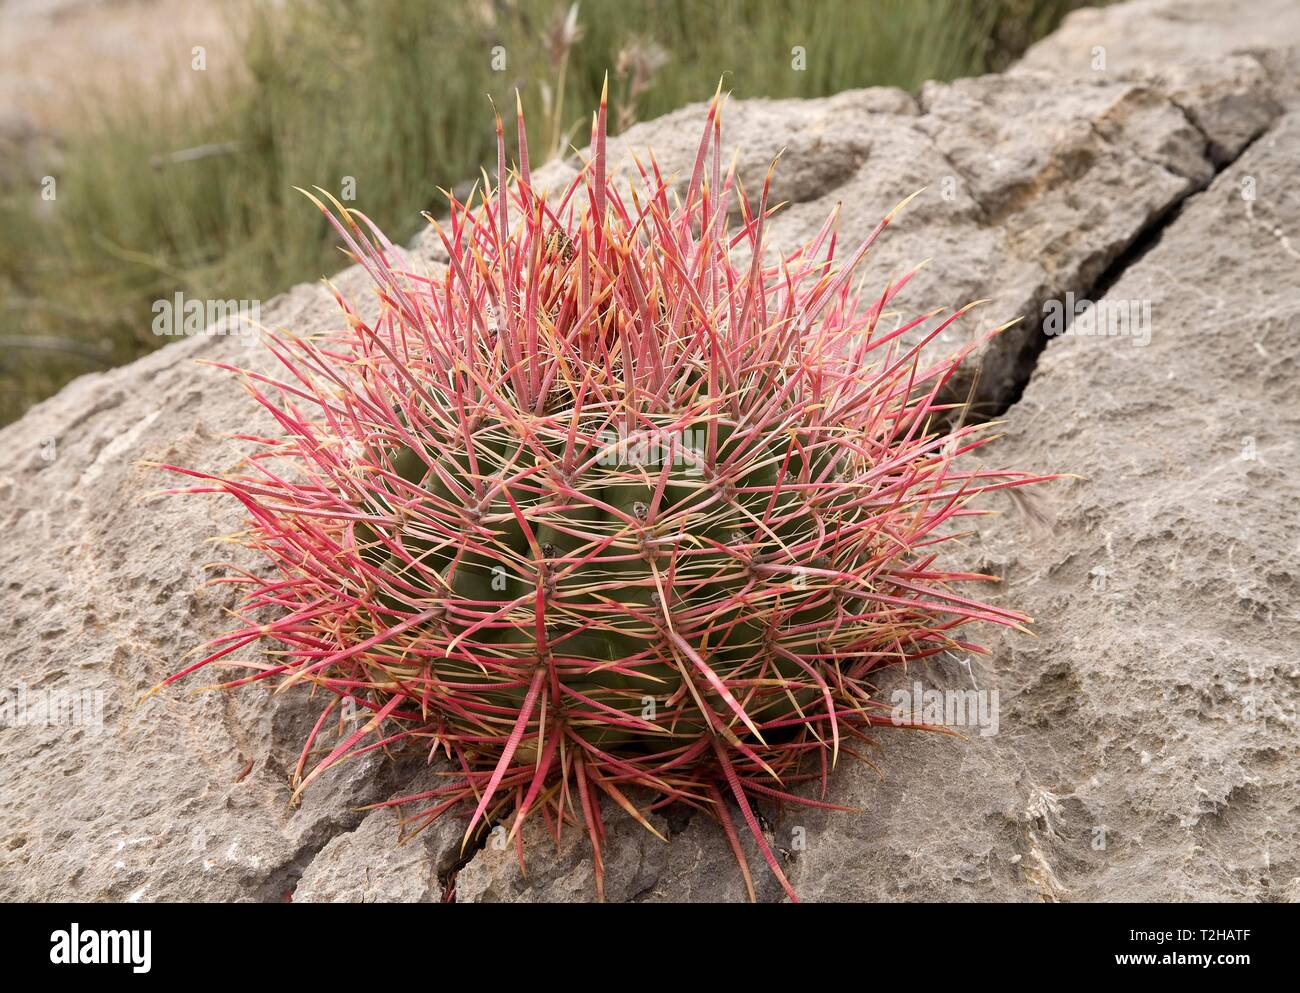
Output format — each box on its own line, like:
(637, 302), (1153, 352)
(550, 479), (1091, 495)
(156, 83), (1049, 901)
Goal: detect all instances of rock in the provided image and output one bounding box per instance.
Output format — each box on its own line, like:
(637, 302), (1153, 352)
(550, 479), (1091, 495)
(935, 110), (1300, 901)
(455, 794), (792, 903)
(0, 280), (407, 902)
(1020, 0), (1300, 78)
(293, 769), (467, 903)
(1018, 0), (1300, 111)
(455, 806), (674, 904)
(2, 0), (1298, 903)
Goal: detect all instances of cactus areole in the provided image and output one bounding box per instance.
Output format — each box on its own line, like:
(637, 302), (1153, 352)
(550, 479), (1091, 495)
(157, 84), (1052, 902)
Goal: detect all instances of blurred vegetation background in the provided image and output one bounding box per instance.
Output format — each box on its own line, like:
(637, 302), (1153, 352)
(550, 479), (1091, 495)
(0, 0), (1093, 425)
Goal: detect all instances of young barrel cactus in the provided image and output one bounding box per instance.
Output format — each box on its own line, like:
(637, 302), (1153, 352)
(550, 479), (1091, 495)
(157, 83), (1050, 901)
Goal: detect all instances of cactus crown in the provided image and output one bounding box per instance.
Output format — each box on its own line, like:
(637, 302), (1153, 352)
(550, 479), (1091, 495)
(158, 81), (1049, 902)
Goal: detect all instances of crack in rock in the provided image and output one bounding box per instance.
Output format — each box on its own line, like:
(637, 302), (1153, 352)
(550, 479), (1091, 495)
(1000, 110), (1281, 415)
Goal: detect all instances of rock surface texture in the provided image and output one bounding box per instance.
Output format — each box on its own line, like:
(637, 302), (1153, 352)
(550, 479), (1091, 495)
(2, 0), (1297, 902)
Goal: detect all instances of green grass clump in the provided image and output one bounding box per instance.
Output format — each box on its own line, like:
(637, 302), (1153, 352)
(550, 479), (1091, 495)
(0, 0), (1090, 425)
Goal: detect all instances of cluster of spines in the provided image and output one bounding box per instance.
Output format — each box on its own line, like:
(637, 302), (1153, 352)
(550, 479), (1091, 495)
(151, 79), (1051, 901)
